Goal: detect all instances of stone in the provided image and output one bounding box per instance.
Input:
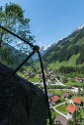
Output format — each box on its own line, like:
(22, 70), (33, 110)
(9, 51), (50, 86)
(0, 63), (47, 125)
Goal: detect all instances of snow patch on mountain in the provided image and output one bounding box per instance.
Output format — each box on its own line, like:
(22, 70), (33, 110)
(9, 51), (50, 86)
(42, 45), (51, 50)
(77, 25), (84, 30)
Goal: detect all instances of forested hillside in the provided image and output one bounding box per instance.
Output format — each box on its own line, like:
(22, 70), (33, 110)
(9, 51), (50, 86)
(43, 26), (84, 65)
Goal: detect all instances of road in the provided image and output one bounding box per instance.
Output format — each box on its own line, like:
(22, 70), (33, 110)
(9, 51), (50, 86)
(53, 101), (66, 108)
(52, 107), (69, 120)
(52, 101), (72, 120)
(33, 78), (66, 86)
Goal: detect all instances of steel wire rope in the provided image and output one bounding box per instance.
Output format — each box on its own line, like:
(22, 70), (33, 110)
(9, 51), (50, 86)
(37, 50), (52, 125)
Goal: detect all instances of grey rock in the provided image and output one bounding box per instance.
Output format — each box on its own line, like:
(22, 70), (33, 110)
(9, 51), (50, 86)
(0, 63), (47, 125)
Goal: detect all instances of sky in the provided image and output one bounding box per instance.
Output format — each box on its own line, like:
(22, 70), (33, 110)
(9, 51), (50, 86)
(1, 0), (84, 47)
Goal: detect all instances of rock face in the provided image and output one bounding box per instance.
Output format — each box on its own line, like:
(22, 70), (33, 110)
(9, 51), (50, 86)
(0, 63), (47, 125)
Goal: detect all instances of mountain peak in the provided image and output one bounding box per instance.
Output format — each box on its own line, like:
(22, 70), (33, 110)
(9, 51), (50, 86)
(77, 25), (84, 30)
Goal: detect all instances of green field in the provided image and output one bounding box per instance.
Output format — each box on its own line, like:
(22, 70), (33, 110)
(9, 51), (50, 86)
(48, 90), (68, 97)
(48, 53), (80, 70)
(56, 104), (67, 114)
(29, 77), (40, 82)
(64, 80), (75, 86)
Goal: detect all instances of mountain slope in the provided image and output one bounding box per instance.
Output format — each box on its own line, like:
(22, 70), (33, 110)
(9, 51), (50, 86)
(43, 25), (84, 65)
(0, 43), (27, 68)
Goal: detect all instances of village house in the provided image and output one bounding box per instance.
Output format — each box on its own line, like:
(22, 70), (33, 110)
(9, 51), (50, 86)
(72, 97), (81, 109)
(75, 77), (84, 82)
(51, 95), (60, 104)
(24, 71), (29, 76)
(61, 92), (71, 99)
(48, 94), (60, 105)
(50, 77), (55, 81)
(53, 115), (68, 125)
(49, 70), (56, 75)
(66, 105), (76, 119)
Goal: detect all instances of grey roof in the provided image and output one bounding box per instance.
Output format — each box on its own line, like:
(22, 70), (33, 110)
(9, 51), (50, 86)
(62, 93), (70, 98)
(47, 92), (53, 98)
(54, 115), (68, 125)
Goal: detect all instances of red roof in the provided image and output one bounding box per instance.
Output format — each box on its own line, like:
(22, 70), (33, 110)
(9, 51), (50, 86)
(51, 96), (60, 102)
(66, 105), (76, 114)
(73, 97), (81, 104)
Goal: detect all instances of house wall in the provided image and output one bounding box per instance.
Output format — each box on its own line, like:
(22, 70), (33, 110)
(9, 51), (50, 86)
(67, 112), (72, 119)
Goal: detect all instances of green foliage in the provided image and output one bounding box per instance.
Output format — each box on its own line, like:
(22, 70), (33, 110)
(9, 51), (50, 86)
(76, 46), (84, 64)
(67, 110), (84, 125)
(59, 65), (84, 74)
(59, 66), (76, 73)
(62, 77), (68, 83)
(64, 80), (75, 86)
(0, 2), (32, 40)
(0, 2), (35, 66)
(29, 77), (40, 82)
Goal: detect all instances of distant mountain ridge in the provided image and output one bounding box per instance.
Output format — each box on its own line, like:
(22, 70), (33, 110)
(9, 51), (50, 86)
(0, 25), (84, 67)
(42, 25), (84, 65)
(0, 43), (27, 68)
